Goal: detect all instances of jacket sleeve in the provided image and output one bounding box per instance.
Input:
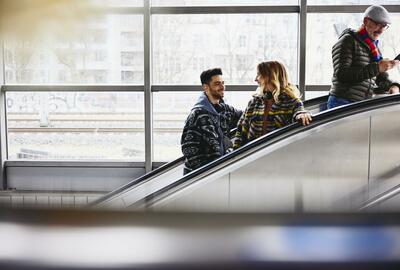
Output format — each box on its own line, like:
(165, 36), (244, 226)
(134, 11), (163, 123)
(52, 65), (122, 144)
(181, 111), (222, 169)
(333, 34), (380, 84)
(375, 72), (400, 93)
(181, 112), (200, 164)
(226, 104), (243, 130)
(292, 99), (308, 122)
(232, 100), (253, 149)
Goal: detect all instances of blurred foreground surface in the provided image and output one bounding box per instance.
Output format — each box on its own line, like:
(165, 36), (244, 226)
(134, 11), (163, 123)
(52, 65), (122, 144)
(1, 208), (400, 269)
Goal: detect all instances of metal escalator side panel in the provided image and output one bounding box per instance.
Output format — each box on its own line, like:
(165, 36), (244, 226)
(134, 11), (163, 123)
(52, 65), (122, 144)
(100, 163), (185, 208)
(94, 95), (329, 208)
(144, 100), (400, 213)
(146, 113), (371, 212)
(93, 158), (185, 207)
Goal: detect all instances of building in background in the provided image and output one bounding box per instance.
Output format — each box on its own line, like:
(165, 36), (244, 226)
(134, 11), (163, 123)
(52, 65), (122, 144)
(1, 0), (400, 162)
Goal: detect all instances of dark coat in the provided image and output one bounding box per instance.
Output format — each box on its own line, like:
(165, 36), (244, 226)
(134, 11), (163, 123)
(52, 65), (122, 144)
(181, 93), (242, 173)
(330, 28), (397, 102)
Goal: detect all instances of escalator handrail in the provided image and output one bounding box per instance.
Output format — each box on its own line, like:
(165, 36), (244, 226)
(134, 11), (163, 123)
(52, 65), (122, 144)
(89, 156), (184, 206)
(90, 125), (240, 206)
(91, 95), (328, 206)
(138, 94), (400, 208)
(359, 182), (400, 211)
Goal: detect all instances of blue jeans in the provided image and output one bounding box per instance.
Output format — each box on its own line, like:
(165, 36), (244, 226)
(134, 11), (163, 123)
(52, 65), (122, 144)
(327, 95), (352, 109)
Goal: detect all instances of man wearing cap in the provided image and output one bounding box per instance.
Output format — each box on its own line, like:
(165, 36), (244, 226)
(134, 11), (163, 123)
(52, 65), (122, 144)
(327, 5), (400, 109)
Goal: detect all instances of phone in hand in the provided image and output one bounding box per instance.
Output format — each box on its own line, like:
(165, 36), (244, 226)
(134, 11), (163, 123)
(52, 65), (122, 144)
(394, 54), (400, 61)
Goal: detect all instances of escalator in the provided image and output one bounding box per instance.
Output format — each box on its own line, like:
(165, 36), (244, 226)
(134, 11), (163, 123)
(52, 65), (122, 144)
(95, 94), (400, 212)
(92, 95), (328, 208)
(136, 94), (400, 213)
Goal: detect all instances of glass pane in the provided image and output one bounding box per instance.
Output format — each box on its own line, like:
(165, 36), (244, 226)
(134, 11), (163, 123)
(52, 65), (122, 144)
(7, 92), (145, 161)
(153, 91), (252, 162)
(152, 14), (298, 85)
(306, 13), (400, 85)
(4, 15), (144, 84)
(308, 0), (398, 4)
(305, 91), (328, 100)
(152, 0), (298, 6)
(91, 0), (143, 6)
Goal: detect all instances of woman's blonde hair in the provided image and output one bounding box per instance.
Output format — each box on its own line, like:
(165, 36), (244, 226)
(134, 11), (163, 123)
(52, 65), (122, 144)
(255, 61), (300, 103)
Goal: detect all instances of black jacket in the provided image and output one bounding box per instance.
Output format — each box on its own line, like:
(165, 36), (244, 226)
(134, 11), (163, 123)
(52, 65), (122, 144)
(181, 93), (242, 174)
(330, 28), (397, 101)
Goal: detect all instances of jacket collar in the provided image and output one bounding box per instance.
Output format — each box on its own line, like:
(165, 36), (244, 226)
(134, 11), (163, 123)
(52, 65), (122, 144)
(192, 92), (223, 115)
(342, 28), (381, 57)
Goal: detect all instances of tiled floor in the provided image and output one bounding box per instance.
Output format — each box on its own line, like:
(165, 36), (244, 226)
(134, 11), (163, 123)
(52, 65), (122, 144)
(0, 191), (106, 208)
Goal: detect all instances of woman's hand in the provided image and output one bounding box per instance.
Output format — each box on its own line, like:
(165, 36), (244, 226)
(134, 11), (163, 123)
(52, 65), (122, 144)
(296, 113), (312, 126)
(389, 85), (400, 94)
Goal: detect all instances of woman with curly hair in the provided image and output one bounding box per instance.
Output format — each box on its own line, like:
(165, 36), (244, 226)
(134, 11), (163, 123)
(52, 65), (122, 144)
(233, 61), (312, 149)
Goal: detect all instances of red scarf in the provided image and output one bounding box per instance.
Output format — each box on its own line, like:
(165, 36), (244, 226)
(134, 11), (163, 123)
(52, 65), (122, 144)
(357, 27), (382, 62)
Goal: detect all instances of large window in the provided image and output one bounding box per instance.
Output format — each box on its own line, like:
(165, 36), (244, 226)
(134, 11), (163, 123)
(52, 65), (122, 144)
(4, 15), (144, 85)
(152, 14), (298, 85)
(2, 1), (400, 165)
(7, 92), (145, 161)
(308, 0), (399, 4)
(152, 0), (298, 6)
(306, 13), (362, 85)
(306, 13), (400, 85)
(92, 0), (143, 6)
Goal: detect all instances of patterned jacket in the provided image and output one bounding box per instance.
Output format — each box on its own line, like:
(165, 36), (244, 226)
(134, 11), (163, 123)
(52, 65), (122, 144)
(330, 28), (398, 101)
(181, 93), (242, 173)
(233, 91), (306, 149)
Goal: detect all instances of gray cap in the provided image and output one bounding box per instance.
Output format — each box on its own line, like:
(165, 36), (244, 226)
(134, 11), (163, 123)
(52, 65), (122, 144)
(364, 5), (391, 24)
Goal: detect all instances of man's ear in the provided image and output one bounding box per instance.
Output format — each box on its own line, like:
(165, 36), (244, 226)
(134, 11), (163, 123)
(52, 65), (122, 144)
(363, 17), (368, 25)
(202, 84), (209, 92)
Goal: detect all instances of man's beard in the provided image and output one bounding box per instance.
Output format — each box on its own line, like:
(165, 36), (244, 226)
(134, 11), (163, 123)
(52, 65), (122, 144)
(212, 91), (223, 100)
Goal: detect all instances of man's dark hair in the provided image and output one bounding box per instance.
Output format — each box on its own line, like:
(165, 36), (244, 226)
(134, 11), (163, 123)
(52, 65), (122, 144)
(200, 68), (223, 85)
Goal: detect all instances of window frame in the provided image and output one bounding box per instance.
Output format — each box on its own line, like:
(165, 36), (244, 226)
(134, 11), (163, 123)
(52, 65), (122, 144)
(1, 2), (400, 190)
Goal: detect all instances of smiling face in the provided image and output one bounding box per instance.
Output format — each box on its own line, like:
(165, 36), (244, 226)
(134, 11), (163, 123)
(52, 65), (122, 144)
(363, 17), (389, 40)
(204, 74), (225, 104)
(255, 71), (265, 87)
(255, 68), (273, 92)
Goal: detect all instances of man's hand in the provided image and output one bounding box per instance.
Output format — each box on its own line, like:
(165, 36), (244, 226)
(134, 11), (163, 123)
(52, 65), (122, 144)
(378, 59), (399, 73)
(296, 113), (312, 126)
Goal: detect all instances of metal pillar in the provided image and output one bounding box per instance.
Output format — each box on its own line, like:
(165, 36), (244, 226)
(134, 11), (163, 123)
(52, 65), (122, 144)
(144, 0), (153, 172)
(0, 40), (7, 189)
(298, 0), (307, 100)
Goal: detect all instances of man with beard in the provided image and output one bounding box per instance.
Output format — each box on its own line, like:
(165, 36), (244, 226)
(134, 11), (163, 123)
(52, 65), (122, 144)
(328, 5), (400, 109)
(181, 68), (242, 174)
